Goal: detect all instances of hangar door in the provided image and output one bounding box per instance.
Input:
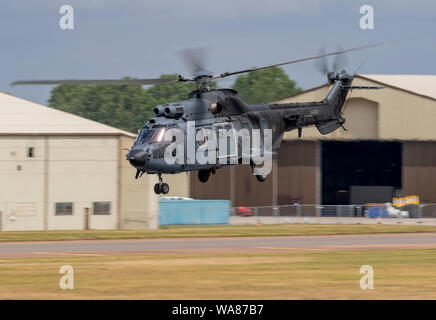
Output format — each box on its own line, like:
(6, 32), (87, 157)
(321, 141), (402, 205)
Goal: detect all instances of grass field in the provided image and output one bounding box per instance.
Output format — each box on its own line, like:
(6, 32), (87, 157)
(0, 249), (435, 299)
(1, 224), (436, 242)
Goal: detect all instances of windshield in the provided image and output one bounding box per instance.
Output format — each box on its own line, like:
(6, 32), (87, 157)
(136, 127), (167, 144)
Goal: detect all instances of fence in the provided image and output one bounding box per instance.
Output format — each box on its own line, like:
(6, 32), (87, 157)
(118, 203), (436, 229)
(231, 203), (436, 218)
(422, 204), (436, 217)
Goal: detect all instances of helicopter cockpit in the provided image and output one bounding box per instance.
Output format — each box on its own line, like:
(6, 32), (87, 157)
(136, 126), (168, 145)
(128, 125), (174, 169)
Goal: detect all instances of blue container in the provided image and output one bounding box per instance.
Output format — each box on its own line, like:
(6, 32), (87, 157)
(159, 199), (230, 225)
(366, 205), (388, 218)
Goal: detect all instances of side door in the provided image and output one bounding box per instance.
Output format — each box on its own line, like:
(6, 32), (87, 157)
(213, 122), (238, 164)
(239, 119), (252, 162)
(195, 125), (214, 165)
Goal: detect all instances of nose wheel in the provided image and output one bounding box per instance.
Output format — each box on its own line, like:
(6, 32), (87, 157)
(154, 173), (169, 195)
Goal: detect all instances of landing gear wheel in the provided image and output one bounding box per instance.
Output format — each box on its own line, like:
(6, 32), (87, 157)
(154, 173), (170, 195)
(154, 183), (162, 194)
(161, 183), (169, 194)
(198, 170), (210, 183)
(256, 173), (268, 182)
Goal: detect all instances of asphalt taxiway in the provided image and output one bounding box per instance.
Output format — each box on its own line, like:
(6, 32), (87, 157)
(0, 233), (436, 258)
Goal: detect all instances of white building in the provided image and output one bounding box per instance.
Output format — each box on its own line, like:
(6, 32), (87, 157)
(0, 92), (189, 231)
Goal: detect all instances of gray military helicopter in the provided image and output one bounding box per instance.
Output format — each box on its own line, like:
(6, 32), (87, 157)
(12, 42), (386, 194)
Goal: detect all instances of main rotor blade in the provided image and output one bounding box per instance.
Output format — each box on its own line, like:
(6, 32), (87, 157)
(11, 77), (182, 86)
(213, 41), (388, 79)
(313, 46), (330, 75)
(177, 47), (209, 75)
(332, 44), (349, 73)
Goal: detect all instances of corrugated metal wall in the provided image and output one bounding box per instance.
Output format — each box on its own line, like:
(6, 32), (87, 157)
(189, 164), (275, 207)
(190, 141), (319, 207)
(234, 164), (274, 207)
(403, 142), (436, 203)
(190, 166), (233, 202)
(277, 141), (318, 205)
(190, 140), (436, 207)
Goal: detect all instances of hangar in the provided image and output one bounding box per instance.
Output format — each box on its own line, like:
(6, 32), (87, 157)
(4, 73), (434, 229)
(0, 92), (188, 231)
(190, 74), (436, 212)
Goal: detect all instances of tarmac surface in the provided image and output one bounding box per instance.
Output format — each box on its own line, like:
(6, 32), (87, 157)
(1, 233), (436, 258)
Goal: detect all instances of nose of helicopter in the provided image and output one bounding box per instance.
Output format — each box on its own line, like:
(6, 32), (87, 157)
(126, 149), (147, 167)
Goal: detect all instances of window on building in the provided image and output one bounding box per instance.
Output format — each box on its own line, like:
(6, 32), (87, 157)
(55, 202), (73, 215)
(27, 147), (34, 158)
(93, 202), (111, 215)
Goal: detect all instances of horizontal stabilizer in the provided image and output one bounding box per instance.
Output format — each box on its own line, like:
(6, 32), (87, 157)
(343, 86), (385, 90)
(316, 120), (341, 135)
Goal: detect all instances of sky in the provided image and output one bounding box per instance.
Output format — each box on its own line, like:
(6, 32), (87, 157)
(1, 0), (435, 105)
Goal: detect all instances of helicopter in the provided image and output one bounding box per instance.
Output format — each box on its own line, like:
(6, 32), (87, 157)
(12, 42), (387, 194)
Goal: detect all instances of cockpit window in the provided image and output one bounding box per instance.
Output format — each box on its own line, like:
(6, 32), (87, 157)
(136, 127), (167, 144)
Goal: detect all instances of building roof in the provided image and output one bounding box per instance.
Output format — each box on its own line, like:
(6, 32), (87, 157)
(0, 92), (135, 137)
(276, 74), (436, 103)
(278, 73), (436, 142)
(358, 74), (436, 101)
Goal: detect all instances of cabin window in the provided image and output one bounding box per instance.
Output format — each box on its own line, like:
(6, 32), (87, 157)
(214, 122), (237, 158)
(196, 126), (213, 147)
(137, 127), (167, 144)
(260, 119), (269, 130)
(27, 147), (34, 158)
(196, 128), (207, 146)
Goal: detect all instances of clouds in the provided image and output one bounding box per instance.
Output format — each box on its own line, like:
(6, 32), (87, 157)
(8, 0), (436, 15)
(7, 0), (325, 18)
(1, 0), (435, 105)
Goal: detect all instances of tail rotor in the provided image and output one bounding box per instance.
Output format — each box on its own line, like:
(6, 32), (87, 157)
(314, 44), (349, 81)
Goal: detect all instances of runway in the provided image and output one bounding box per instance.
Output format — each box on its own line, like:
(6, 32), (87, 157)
(0, 233), (436, 258)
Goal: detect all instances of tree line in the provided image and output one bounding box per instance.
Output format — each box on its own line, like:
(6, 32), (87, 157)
(49, 67), (301, 133)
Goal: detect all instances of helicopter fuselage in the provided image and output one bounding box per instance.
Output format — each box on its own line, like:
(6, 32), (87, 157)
(11, 41), (386, 194)
(126, 71), (353, 178)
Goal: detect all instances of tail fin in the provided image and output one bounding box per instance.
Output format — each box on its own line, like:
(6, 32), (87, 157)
(315, 71), (352, 135)
(316, 71), (385, 135)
